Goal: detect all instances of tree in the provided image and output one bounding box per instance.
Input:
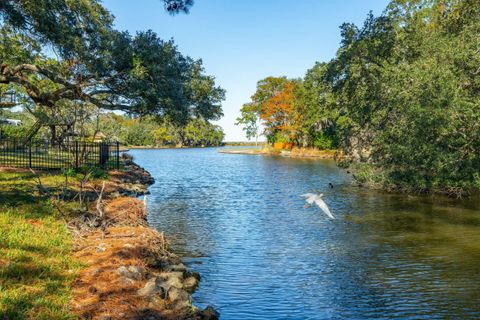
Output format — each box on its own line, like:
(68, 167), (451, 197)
(235, 103), (261, 145)
(240, 77), (293, 143)
(183, 118), (224, 147)
(296, 62), (337, 148)
(163, 0), (195, 14)
(260, 81), (299, 143)
(324, 12), (397, 159)
(0, 0), (225, 142)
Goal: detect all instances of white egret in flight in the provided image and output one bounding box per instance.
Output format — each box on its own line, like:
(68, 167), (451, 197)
(301, 193), (335, 219)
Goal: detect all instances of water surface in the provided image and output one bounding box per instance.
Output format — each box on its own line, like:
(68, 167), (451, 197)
(131, 148), (480, 319)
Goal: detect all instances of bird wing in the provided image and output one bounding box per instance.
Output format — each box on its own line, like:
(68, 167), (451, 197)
(301, 193), (316, 198)
(301, 193), (317, 204)
(314, 198), (335, 219)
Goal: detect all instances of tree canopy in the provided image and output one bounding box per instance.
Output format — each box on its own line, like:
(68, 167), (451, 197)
(0, 0), (223, 134)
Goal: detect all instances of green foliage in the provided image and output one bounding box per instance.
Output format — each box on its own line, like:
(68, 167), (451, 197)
(313, 132), (335, 150)
(75, 166), (109, 180)
(95, 113), (224, 147)
(272, 132), (289, 143)
(0, 0), (223, 133)
(242, 0), (480, 195)
(183, 118), (225, 147)
(235, 103), (261, 143)
(0, 110), (35, 138)
(62, 168), (76, 178)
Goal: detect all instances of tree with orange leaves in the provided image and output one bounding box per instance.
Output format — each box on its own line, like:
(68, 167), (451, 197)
(260, 80), (302, 143)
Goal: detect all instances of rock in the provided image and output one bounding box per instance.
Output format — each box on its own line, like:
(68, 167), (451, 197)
(185, 270), (201, 280)
(167, 286), (190, 304)
(95, 244), (106, 253)
(147, 296), (167, 309)
(128, 265), (147, 279)
(137, 277), (166, 298)
(148, 271), (184, 292)
(116, 265), (146, 280)
(116, 266), (130, 277)
(183, 276), (199, 292)
(168, 263), (187, 273)
(173, 298), (191, 311)
(119, 277), (135, 286)
(198, 306), (220, 320)
(157, 271), (184, 290)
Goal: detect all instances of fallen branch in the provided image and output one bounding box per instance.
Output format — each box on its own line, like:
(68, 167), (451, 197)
(96, 181), (106, 217)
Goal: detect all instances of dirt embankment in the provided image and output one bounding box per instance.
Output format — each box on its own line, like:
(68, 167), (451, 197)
(70, 161), (218, 320)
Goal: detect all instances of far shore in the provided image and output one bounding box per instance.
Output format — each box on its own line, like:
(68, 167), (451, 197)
(124, 145), (337, 160)
(126, 145), (222, 150)
(219, 147), (337, 159)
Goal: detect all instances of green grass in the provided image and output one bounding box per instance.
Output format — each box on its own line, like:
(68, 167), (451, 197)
(0, 171), (81, 320)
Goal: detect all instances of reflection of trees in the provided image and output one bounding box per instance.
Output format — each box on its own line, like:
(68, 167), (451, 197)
(330, 191), (480, 318)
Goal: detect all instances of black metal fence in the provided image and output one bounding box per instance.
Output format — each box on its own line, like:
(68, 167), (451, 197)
(0, 139), (120, 170)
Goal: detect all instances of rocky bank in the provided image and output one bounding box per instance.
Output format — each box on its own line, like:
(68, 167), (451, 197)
(70, 157), (218, 320)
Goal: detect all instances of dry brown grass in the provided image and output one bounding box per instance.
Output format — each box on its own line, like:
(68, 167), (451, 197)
(102, 197), (147, 226)
(72, 226), (180, 320)
(290, 147), (337, 158)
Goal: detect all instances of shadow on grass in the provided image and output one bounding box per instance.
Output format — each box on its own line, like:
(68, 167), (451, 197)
(0, 248), (73, 320)
(0, 260), (66, 284)
(0, 282), (72, 320)
(0, 171), (76, 319)
(0, 190), (38, 207)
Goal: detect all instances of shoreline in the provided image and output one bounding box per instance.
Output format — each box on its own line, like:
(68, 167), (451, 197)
(127, 145), (221, 150)
(219, 147), (337, 159)
(0, 162), (217, 319)
(124, 143), (264, 150)
(69, 159), (219, 319)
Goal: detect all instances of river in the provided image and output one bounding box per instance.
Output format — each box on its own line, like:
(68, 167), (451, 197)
(130, 147), (480, 320)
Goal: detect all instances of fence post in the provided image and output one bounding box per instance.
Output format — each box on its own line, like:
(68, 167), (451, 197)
(75, 141), (79, 169)
(99, 142), (109, 169)
(116, 141), (120, 170)
(28, 140), (32, 168)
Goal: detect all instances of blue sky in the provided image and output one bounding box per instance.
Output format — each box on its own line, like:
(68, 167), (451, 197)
(102, 0), (390, 141)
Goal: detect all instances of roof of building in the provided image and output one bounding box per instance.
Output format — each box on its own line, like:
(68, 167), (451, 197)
(94, 132), (107, 139)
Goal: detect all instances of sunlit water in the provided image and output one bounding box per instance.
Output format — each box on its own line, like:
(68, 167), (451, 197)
(130, 148), (480, 319)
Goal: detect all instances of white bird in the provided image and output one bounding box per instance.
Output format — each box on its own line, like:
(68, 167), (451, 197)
(301, 193), (335, 219)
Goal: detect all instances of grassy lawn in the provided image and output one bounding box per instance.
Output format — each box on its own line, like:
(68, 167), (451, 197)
(0, 171), (81, 320)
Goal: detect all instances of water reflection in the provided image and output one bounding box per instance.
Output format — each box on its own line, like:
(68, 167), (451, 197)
(131, 148), (480, 319)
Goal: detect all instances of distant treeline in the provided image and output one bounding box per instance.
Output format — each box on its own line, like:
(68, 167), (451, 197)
(0, 110), (225, 147)
(97, 113), (225, 147)
(237, 0), (480, 196)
